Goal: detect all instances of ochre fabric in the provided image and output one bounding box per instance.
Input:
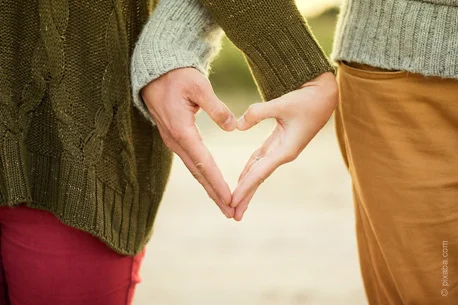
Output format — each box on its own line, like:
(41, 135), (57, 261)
(332, 0), (458, 80)
(336, 62), (458, 305)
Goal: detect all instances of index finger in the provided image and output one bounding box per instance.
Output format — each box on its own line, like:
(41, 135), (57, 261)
(178, 128), (232, 206)
(231, 148), (288, 208)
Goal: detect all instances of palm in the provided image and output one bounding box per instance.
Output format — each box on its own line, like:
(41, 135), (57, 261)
(231, 72), (338, 221)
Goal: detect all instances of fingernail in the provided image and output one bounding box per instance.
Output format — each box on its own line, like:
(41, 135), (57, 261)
(223, 115), (237, 131)
(237, 117), (246, 130)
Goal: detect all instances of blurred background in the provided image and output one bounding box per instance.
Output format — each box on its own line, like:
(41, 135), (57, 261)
(136, 1), (368, 304)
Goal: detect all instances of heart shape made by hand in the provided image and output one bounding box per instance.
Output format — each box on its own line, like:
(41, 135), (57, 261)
(142, 68), (337, 221)
(191, 74), (338, 221)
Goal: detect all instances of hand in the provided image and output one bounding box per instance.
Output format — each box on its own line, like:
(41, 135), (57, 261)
(141, 68), (238, 218)
(231, 72), (338, 221)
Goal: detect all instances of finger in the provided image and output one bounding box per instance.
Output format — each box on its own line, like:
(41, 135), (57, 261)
(237, 128), (282, 184)
(238, 148), (262, 183)
(233, 188), (257, 222)
(156, 123), (234, 218)
(238, 101), (279, 131)
(175, 144), (235, 218)
(190, 80), (237, 131)
(178, 128), (232, 206)
(232, 148), (288, 208)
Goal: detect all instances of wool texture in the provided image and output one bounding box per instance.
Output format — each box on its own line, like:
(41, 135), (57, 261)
(131, 0), (224, 124)
(0, 0), (332, 255)
(200, 0), (335, 101)
(332, 0), (458, 78)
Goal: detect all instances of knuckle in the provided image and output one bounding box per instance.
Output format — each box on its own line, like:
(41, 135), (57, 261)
(210, 107), (229, 124)
(168, 126), (188, 141)
(190, 170), (203, 181)
(189, 82), (202, 96)
(246, 104), (259, 121)
(194, 161), (205, 171)
(187, 78), (209, 97)
(196, 77), (211, 89)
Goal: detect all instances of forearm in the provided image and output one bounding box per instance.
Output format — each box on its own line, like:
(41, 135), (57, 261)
(131, 0), (223, 124)
(199, 0), (334, 101)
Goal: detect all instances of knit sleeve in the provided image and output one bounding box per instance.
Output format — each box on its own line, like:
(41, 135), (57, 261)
(199, 0), (335, 101)
(130, 0), (224, 124)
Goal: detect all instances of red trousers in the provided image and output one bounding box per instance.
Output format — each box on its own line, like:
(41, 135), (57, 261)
(0, 205), (145, 305)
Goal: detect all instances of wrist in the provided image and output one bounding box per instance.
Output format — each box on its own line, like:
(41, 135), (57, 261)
(131, 0), (223, 124)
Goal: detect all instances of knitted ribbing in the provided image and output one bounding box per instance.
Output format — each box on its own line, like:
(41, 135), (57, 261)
(332, 0), (458, 78)
(199, 0), (335, 101)
(0, 0), (170, 255)
(1, 0), (333, 255)
(131, 0), (223, 124)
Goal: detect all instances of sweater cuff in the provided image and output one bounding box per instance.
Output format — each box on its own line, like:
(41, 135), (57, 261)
(243, 20), (335, 101)
(131, 0), (223, 124)
(199, 0), (335, 101)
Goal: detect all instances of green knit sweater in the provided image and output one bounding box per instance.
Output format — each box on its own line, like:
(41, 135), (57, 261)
(0, 0), (332, 255)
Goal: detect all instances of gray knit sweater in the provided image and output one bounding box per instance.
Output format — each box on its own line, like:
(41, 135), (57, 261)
(133, 0), (458, 125)
(131, 0), (223, 123)
(332, 0), (458, 78)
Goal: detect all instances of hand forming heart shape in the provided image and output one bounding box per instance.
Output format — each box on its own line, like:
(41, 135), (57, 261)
(142, 68), (338, 221)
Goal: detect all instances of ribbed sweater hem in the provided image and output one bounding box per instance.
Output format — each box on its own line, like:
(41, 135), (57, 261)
(332, 0), (458, 79)
(0, 133), (158, 256)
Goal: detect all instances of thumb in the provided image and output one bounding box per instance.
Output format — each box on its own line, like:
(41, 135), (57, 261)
(191, 80), (237, 131)
(238, 102), (278, 131)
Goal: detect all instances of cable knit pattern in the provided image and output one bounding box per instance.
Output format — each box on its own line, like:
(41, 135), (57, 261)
(131, 0), (223, 124)
(0, 0), (167, 255)
(1, 0), (332, 255)
(332, 0), (458, 79)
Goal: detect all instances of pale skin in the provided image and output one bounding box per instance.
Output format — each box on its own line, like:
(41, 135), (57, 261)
(141, 68), (338, 221)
